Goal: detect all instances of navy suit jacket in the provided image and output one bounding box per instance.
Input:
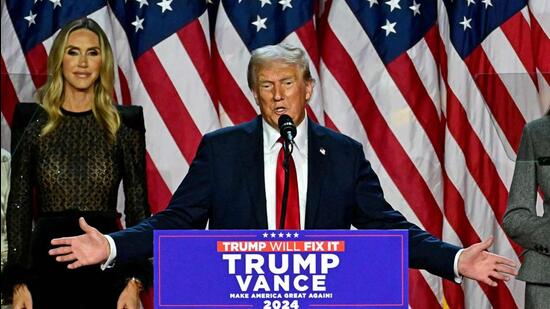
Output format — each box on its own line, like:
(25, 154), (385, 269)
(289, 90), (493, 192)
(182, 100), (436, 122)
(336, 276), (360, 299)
(112, 116), (460, 281)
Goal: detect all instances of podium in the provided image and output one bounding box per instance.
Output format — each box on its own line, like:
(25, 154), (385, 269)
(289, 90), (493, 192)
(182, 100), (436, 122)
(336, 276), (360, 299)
(154, 230), (408, 308)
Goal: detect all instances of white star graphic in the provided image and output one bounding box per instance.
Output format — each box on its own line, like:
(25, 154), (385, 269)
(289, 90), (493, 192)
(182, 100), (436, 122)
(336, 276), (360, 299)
(466, 0), (476, 7)
(24, 10), (37, 27)
(279, 0), (292, 11)
(252, 15), (267, 32)
(259, 0), (272, 7)
(481, 0), (493, 8)
(385, 0), (401, 12)
(263, 232), (268, 238)
(49, 0), (62, 9)
(286, 232), (292, 238)
(278, 232), (284, 238)
(293, 232), (299, 238)
(270, 232), (276, 238)
(135, 0), (149, 9)
(459, 16), (472, 30)
(409, 0), (421, 16)
(156, 0), (173, 13)
(381, 19), (397, 36)
(367, 0), (378, 8)
(131, 15), (145, 32)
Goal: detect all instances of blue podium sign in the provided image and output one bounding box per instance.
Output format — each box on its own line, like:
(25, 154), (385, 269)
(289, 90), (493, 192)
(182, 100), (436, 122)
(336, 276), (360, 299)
(154, 230), (408, 308)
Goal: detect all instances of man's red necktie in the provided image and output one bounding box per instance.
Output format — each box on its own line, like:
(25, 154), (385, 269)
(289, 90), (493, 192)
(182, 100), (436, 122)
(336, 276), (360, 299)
(276, 139), (300, 229)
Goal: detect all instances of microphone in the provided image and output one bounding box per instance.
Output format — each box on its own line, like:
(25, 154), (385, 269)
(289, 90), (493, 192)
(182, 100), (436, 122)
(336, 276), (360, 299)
(278, 114), (297, 143)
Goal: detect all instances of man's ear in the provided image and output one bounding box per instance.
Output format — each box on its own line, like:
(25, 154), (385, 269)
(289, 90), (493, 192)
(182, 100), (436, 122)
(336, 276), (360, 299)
(305, 80), (314, 101)
(252, 89), (259, 104)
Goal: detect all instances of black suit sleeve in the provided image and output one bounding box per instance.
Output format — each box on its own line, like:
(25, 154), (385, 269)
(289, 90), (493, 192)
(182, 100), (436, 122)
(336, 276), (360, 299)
(350, 144), (460, 281)
(110, 132), (212, 261)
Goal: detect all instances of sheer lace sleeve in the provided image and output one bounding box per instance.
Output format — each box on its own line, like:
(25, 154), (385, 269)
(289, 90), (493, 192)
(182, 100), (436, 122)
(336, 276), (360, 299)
(119, 107), (150, 227)
(115, 107), (152, 288)
(6, 115), (43, 282)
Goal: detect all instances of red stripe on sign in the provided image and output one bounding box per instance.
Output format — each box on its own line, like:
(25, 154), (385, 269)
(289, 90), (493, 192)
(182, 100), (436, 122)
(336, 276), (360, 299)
(1, 57), (18, 126)
(146, 152), (173, 214)
(135, 50), (202, 163)
(177, 19), (218, 110)
(322, 25), (443, 237)
(464, 46), (525, 150)
(212, 41), (257, 124)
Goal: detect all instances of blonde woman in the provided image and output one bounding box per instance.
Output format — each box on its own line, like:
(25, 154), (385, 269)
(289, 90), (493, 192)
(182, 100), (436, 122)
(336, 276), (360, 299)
(4, 17), (150, 309)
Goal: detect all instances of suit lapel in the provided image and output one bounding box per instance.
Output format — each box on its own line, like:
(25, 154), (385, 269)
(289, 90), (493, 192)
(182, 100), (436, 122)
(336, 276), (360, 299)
(240, 116), (268, 228)
(305, 120), (327, 229)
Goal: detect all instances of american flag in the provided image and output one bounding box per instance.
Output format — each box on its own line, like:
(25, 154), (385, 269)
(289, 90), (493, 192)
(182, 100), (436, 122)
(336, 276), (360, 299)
(1, 0), (548, 308)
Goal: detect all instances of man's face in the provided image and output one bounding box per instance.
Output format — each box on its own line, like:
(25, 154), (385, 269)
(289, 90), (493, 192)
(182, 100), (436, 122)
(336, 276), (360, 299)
(253, 61), (313, 130)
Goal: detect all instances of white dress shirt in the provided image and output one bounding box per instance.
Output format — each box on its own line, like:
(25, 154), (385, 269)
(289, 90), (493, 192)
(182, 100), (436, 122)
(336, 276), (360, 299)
(263, 116), (308, 230)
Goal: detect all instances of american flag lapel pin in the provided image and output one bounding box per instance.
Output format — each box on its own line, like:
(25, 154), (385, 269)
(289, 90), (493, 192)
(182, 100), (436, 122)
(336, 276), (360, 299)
(319, 147), (326, 155)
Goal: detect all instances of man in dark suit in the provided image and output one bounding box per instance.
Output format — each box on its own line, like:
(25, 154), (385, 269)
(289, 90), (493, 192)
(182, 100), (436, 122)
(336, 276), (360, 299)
(50, 43), (517, 286)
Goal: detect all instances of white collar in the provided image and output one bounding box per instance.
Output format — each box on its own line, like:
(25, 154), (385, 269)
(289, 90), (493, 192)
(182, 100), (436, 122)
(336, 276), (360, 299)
(262, 115), (308, 156)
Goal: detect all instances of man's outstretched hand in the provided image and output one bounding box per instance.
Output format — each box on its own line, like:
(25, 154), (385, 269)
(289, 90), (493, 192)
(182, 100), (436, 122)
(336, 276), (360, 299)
(49, 217), (110, 269)
(458, 237), (518, 286)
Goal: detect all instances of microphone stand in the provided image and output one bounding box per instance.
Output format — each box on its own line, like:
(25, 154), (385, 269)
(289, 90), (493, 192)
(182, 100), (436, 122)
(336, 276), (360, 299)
(279, 139), (293, 229)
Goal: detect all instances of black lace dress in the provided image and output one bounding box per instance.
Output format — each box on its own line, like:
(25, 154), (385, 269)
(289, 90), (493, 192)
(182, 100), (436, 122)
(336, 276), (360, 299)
(4, 104), (151, 308)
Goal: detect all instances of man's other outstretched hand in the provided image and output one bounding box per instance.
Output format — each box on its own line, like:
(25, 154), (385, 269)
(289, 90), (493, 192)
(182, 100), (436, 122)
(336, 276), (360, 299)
(458, 237), (518, 287)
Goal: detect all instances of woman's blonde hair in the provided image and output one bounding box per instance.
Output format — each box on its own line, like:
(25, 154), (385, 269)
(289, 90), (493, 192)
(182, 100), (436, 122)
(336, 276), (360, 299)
(37, 17), (120, 143)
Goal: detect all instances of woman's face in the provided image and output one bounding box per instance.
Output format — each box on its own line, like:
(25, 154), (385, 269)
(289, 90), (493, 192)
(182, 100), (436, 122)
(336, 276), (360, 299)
(62, 28), (102, 94)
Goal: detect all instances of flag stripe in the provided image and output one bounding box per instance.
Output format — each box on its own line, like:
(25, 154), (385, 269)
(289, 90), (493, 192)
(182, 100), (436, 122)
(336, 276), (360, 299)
(322, 25), (444, 235)
(445, 77), (522, 256)
(528, 10), (550, 85)
(177, 19), (218, 108)
(463, 47), (525, 149)
(146, 153), (172, 214)
(23, 44), (48, 88)
(386, 49), (444, 162)
(442, 167), (519, 308)
(481, 26), (540, 123)
(324, 4), (445, 230)
(117, 67), (132, 105)
(154, 34), (218, 135)
(409, 269), (442, 309)
(134, 50), (202, 163)
(499, 12), (537, 85)
(1, 57), (17, 127)
(212, 42), (258, 125)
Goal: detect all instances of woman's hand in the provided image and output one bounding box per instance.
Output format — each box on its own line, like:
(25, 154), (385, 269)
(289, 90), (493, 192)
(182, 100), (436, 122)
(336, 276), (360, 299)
(117, 278), (143, 309)
(12, 283), (32, 309)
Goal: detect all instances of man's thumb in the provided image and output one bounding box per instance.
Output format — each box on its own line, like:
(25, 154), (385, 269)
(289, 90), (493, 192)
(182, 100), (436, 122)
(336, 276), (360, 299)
(79, 217), (93, 233)
(480, 236), (494, 250)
